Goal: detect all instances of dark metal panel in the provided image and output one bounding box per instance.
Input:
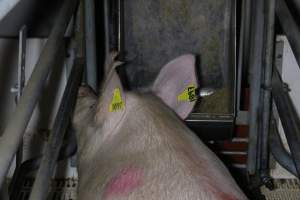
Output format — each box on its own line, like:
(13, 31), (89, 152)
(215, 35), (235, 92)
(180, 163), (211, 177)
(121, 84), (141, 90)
(119, 0), (236, 140)
(186, 114), (234, 140)
(123, 0), (234, 91)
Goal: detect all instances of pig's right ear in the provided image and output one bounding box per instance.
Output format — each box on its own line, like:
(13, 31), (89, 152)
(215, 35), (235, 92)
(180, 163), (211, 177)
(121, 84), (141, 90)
(152, 54), (198, 119)
(95, 53), (126, 131)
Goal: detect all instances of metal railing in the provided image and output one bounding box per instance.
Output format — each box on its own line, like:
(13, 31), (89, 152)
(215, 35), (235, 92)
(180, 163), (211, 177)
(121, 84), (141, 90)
(29, 59), (83, 200)
(0, 0), (79, 191)
(242, 0), (300, 187)
(267, 0), (300, 178)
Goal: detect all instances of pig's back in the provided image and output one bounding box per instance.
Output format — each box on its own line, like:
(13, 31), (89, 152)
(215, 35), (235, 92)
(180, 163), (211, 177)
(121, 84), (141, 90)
(77, 93), (247, 200)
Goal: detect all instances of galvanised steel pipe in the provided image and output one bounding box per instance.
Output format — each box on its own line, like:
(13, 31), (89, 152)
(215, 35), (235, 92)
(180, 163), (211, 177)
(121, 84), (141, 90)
(276, 0), (300, 69)
(0, 0), (20, 21)
(247, 0), (265, 176)
(0, 0), (78, 189)
(260, 0), (276, 183)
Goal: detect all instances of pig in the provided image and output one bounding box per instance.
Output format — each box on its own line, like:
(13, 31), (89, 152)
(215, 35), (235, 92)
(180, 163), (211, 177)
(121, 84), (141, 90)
(72, 52), (248, 200)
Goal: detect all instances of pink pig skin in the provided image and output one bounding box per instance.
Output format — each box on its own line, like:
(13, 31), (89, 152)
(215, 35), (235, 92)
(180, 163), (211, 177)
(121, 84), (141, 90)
(72, 55), (248, 200)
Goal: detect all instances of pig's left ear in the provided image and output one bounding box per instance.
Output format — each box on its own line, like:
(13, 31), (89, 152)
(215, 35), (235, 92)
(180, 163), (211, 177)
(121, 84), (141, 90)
(152, 54), (198, 119)
(95, 53), (126, 130)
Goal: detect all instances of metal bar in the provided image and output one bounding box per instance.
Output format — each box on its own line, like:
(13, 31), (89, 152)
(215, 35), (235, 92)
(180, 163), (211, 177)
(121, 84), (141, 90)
(29, 59), (83, 200)
(9, 127), (77, 199)
(104, 0), (110, 65)
(84, 0), (98, 91)
(243, 0), (252, 73)
(276, 0), (300, 69)
(269, 119), (298, 177)
(0, 0), (78, 188)
(272, 69), (300, 176)
(236, 0), (246, 112)
(16, 25), (27, 168)
(17, 26), (27, 102)
(117, 0), (124, 60)
(260, 0), (276, 187)
(247, 0), (265, 175)
(236, 0), (252, 125)
(0, 0), (20, 21)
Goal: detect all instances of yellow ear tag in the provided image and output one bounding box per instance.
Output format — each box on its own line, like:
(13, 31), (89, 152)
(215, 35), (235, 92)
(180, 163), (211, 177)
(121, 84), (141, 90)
(109, 88), (125, 112)
(177, 84), (197, 102)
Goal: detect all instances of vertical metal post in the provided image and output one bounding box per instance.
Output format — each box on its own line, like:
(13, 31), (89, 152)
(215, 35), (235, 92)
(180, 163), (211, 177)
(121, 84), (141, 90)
(117, 0), (124, 60)
(84, 0), (98, 91)
(260, 0), (276, 188)
(16, 26), (27, 167)
(237, 0), (247, 112)
(236, 0), (252, 126)
(247, 0), (265, 176)
(17, 26), (27, 102)
(104, 0), (110, 65)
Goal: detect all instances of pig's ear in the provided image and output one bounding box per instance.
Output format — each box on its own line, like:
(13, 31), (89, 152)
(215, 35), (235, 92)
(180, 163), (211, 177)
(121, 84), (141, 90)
(95, 53), (126, 130)
(152, 54), (198, 119)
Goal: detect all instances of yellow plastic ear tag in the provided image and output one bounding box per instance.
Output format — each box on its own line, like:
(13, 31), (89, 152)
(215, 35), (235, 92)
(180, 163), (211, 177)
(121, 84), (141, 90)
(109, 88), (125, 112)
(177, 84), (197, 102)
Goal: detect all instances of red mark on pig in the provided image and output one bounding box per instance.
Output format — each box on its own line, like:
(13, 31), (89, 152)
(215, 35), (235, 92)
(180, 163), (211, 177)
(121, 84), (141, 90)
(216, 192), (240, 200)
(104, 168), (143, 199)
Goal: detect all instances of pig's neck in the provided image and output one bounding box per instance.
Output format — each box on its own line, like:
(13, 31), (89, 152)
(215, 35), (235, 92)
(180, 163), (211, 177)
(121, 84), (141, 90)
(77, 92), (184, 168)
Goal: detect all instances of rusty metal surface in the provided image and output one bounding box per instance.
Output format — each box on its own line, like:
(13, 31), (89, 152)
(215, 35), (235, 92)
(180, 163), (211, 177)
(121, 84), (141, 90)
(123, 0), (234, 90)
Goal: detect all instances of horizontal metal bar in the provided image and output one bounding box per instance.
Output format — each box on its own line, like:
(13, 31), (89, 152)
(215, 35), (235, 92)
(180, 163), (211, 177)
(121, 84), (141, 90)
(29, 59), (83, 200)
(0, 0), (78, 189)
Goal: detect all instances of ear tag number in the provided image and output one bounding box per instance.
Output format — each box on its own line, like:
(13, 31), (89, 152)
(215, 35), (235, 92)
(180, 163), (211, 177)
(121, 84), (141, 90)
(177, 84), (197, 102)
(109, 88), (125, 112)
